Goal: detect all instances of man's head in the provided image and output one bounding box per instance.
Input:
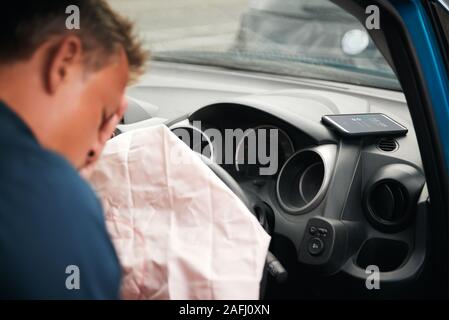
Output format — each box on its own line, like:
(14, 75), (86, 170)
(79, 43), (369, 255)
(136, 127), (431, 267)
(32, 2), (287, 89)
(0, 0), (147, 168)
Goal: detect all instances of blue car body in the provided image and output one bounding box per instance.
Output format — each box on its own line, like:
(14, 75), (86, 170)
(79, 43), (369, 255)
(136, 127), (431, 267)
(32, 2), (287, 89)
(392, 0), (449, 173)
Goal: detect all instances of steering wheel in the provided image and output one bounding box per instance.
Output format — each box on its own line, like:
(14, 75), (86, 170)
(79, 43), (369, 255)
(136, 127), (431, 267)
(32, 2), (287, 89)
(199, 155), (288, 297)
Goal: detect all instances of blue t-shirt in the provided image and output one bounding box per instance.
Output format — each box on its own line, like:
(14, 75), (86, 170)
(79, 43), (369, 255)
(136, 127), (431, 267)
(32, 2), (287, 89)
(0, 101), (121, 299)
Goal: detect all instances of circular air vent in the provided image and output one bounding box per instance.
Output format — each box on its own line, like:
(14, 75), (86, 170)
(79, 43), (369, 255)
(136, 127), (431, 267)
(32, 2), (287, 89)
(363, 164), (425, 233)
(367, 180), (408, 227)
(276, 149), (328, 214)
(377, 138), (398, 152)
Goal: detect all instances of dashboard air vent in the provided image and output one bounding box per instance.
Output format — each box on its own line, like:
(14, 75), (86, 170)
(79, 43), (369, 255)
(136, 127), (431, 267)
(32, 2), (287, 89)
(377, 138), (398, 152)
(363, 164), (426, 233)
(368, 181), (407, 222)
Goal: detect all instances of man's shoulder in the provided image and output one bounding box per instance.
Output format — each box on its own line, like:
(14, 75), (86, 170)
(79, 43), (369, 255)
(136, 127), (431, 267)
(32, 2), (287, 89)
(1, 140), (102, 216)
(0, 139), (121, 299)
(33, 151), (102, 216)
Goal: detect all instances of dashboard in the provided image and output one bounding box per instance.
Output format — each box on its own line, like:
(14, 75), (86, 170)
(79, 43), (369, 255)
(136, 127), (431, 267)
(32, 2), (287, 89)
(167, 89), (428, 296)
(121, 61), (430, 298)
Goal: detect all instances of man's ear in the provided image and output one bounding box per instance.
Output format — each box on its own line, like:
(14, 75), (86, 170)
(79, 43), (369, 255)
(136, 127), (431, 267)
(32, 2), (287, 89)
(45, 36), (83, 94)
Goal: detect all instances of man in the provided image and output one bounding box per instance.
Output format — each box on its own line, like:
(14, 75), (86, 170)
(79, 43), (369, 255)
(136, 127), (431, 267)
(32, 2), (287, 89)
(0, 1), (147, 299)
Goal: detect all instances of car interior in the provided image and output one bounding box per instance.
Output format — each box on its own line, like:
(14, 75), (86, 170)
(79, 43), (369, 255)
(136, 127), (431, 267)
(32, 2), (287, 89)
(109, 0), (449, 299)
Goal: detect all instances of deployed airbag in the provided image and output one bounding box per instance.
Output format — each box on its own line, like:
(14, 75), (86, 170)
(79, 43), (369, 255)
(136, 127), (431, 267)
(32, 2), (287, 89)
(88, 124), (270, 300)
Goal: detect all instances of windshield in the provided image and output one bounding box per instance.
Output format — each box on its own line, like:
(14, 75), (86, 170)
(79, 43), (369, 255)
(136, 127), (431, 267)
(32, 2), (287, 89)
(107, 0), (401, 91)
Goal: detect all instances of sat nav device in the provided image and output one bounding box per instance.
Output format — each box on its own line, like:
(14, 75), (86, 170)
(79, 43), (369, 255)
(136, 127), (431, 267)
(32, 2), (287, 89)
(321, 113), (408, 137)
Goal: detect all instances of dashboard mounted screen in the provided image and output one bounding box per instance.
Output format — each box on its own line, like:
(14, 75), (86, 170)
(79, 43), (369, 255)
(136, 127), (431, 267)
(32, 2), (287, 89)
(321, 113), (408, 137)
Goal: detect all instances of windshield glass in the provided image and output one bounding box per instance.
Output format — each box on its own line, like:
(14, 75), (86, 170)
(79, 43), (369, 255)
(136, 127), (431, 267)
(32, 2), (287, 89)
(107, 0), (401, 91)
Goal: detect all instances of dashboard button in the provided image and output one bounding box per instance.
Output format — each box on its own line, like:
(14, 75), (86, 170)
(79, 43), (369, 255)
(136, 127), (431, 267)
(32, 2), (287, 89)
(308, 237), (325, 256)
(318, 227), (328, 236)
(309, 226), (318, 235)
